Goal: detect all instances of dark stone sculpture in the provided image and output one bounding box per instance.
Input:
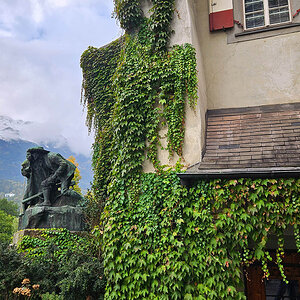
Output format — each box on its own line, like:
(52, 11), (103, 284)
(19, 147), (85, 231)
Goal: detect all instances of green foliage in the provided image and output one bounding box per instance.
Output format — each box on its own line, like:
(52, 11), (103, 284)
(41, 292), (63, 300)
(103, 173), (300, 299)
(0, 242), (26, 299)
(80, 1), (198, 256)
(113, 0), (143, 32)
(0, 198), (19, 217)
(113, 0), (175, 51)
(81, 38), (124, 132)
(80, 16), (198, 209)
(81, 0), (300, 299)
(81, 38), (124, 223)
(18, 228), (106, 299)
(149, 0), (175, 51)
(0, 198), (19, 243)
(19, 229), (91, 263)
(0, 210), (15, 243)
(58, 252), (105, 300)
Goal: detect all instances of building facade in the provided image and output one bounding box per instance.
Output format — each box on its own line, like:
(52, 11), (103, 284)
(79, 1), (300, 298)
(144, 0), (300, 298)
(142, 0), (300, 170)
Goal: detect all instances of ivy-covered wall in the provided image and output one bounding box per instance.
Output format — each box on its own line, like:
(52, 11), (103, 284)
(103, 174), (300, 299)
(80, 1), (300, 299)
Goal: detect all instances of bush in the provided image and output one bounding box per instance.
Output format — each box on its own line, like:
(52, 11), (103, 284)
(18, 229), (106, 300)
(0, 242), (26, 300)
(41, 292), (63, 300)
(0, 210), (15, 243)
(58, 252), (105, 300)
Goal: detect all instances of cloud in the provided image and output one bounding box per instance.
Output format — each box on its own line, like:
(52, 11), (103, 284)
(30, 0), (44, 23)
(0, 0), (120, 156)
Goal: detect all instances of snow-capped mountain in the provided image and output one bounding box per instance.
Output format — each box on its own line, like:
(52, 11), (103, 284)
(0, 115), (68, 148)
(0, 115), (31, 141)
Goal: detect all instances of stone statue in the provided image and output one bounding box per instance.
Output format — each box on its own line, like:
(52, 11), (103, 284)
(21, 147), (76, 209)
(19, 147), (85, 231)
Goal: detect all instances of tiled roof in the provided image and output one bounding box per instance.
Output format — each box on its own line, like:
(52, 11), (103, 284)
(184, 103), (300, 178)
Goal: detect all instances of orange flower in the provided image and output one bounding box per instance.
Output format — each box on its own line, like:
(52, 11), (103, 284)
(21, 287), (31, 297)
(32, 284), (40, 290)
(22, 278), (30, 285)
(13, 287), (21, 294)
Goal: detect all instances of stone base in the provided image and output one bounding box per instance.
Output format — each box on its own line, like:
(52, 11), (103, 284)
(13, 228), (87, 245)
(13, 229), (38, 245)
(18, 205), (85, 232)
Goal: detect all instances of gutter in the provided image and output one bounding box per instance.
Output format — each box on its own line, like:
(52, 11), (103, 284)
(177, 167), (300, 185)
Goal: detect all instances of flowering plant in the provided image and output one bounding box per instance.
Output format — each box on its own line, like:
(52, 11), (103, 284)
(13, 278), (40, 299)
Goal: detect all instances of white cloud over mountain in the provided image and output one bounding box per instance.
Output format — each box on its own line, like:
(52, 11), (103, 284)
(0, 0), (121, 156)
(0, 115), (67, 148)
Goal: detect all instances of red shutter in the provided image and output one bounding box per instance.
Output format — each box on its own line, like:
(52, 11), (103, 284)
(209, 0), (234, 31)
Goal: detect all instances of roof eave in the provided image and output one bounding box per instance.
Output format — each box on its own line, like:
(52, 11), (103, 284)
(177, 167), (300, 183)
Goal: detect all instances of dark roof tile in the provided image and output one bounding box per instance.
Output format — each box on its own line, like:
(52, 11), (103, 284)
(191, 103), (300, 176)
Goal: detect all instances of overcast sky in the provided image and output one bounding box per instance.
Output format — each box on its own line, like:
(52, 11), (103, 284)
(0, 0), (120, 156)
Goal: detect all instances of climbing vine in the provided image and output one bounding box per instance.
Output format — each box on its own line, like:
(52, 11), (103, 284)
(113, 0), (143, 33)
(80, 1), (300, 299)
(103, 174), (300, 299)
(81, 0), (197, 195)
(19, 228), (91, 260)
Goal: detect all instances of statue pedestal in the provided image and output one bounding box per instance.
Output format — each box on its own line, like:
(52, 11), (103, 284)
(18, 205), (85, 231)
(13, 228), (87, 245)
(13, 229), (42, 245)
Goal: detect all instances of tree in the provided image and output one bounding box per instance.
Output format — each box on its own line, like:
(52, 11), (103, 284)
(67, 156), (82, 195)
(0, 210), (15, 243)
(0, 242), (26, 299)
(0, 198), (19, 217)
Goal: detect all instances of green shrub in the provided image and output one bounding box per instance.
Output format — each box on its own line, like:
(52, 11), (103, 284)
(18, 229), (105, 300)
(0, 242), (26, 300)
(41, 292), (63, 300)
(58, 252), (105, 300)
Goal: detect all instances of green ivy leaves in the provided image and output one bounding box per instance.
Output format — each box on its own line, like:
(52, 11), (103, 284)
(81, 1), (300, 299)
(149, 0), (175, 51)
(113, 0), (175, 51)
(19, 228), (92, 262)
(113, 0), (143, 33)
(103, 175), (300, 299)
(80, 2), (198, 230)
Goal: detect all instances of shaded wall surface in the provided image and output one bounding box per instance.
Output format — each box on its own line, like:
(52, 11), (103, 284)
(195, 0), (300, 110)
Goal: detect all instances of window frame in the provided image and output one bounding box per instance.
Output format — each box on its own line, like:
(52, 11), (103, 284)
(242, 0), (292, 31)
(245, 251), (300, 300)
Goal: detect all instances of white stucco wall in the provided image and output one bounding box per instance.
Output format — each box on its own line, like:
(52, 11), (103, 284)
(142, 0), (208, 171)
(195, 0), (300, 109)
(142, 0), (300, 171)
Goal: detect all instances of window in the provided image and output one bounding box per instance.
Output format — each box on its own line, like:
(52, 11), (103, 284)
(265, 279), (300, 299)
(245, 252), (300, 300)
(244, 0), (291, 29)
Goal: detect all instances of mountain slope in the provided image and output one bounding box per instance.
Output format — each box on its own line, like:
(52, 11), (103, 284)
(0, 116), (93, 194)
(0, 139), (37, 181)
